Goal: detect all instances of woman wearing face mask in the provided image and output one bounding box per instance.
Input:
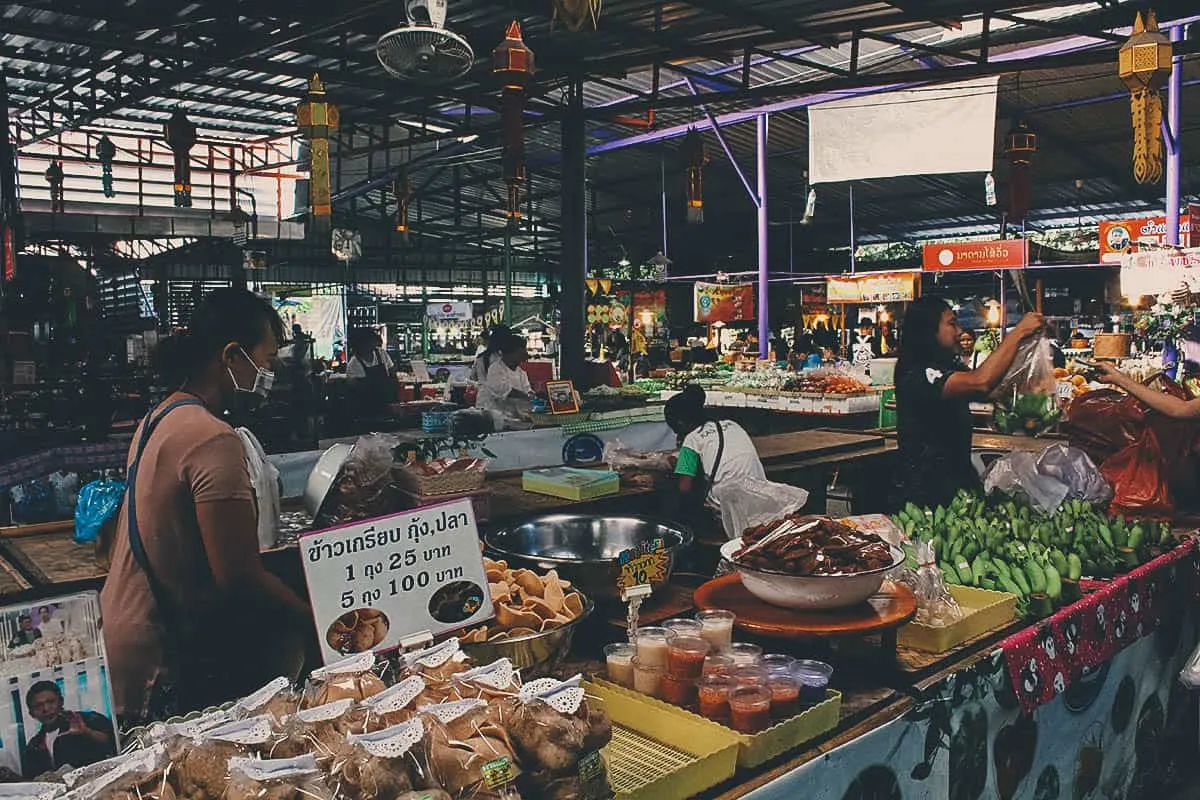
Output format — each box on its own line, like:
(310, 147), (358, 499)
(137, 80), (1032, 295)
(100, 288), (310, 726)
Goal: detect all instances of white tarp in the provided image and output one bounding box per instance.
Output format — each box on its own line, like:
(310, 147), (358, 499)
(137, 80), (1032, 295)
(807, 77), (1000, 184)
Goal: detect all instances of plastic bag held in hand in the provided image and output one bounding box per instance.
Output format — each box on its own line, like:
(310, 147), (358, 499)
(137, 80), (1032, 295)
(711, 477), (809, 540)
(73, 479), (126, 543)
(991, 333), (1057, 401)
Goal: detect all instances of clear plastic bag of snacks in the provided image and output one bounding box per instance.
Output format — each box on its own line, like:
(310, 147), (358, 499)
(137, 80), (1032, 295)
(270, 699), (362, 764)
(236, 677), (302, 723)
(504, 678), (611, 800)
(174, 716), (275, 800)
(225, 755), (333, 800)
(303, 653), (388, 708)
(417, 700), (521, 800)
(330, 719), (426, 800)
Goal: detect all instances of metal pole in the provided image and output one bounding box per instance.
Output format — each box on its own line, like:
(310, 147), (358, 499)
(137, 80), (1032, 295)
(848, 183), (857, 273)
(560, 78), (588, 385)
(756, 113), (769, 360)
(660, 149), (668, 254)
(1165, 25), (1183, 246)
(503, 228), (513, 323)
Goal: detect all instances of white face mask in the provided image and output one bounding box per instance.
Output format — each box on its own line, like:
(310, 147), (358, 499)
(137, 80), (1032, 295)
(228, 348), (275, 397)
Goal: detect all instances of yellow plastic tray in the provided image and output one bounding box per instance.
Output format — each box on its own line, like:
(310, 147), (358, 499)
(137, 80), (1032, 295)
(589, 679), (842, 772)
(898, 584), (1018, 653)
(586, 681), (739, 800)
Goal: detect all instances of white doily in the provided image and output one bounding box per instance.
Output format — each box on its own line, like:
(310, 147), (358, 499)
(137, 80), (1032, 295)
(519, 674), (584, 714)
(293, 698), (355, 724)
(405, 638), (459, 669)
(365, 675), (426, 714)
(0, 782), (63, 800)
(417, 698), (486, 723)
(228, 755), (320, 782)
(236, 676), (291, 713)
(454, 658), (515, 690)
(348, 719), (425, 758)
(205, 715), (275, 745)
(311, 651), (375, 679)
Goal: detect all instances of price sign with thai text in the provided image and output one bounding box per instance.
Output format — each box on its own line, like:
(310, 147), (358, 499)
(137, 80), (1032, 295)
(617, 538), (669, 593)
(300, 500), (493, 663)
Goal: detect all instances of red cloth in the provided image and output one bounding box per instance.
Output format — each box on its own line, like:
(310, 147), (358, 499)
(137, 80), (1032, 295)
(520, 360), (555, 395)
(998, 539), (1199, 714)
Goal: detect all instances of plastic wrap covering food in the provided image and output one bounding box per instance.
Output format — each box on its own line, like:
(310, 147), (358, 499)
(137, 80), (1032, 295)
(399, 641), (471, 705)
(173, 717), (275, 800)
(505, 678), (611, 800)
(0, 783), (64, 800)
(329, 720), (424, 800)
(417, 699), (522, 800)
(235, 678), (301, 724)
(315, 435), (400, 528)
(270, 700), (361, 764)
(982, 452), (1069, 516)
(69, 745), (173, 800)
(1034, 444), (1113, 508)
(601, 440), (675, 473)
(449, 660), (520, 702)
(710, 477), (810, 541)
(303, 653), (388, 708)
(224, 755), (332, 800)
(895, 541), (963, 627)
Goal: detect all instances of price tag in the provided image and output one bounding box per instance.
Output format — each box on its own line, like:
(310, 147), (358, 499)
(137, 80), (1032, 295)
(617, 538), (669, 593)
(300, 500), (494, 663)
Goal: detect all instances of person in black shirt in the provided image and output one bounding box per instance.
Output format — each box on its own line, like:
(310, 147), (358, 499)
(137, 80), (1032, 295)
(21, 681), (116, 777)
(891, 297), (1043, 510)
(8, 615), (41, 649)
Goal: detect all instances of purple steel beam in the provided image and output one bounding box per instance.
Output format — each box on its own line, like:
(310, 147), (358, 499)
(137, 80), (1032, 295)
(685, 78), (761, 208)
(1165, 25), (1184, 246)
(757, 114), (769, 359)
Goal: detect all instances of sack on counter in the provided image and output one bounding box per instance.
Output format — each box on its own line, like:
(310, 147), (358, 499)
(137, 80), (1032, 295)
(303, 653), (387, 708)
(330, 719), (425, 800)
(417, 699), (522, 800)
(505, 678), (611, 800)
(225, 755), (333, 800)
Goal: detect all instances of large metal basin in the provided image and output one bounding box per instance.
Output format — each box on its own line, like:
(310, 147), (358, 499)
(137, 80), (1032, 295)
(459, 593), (595, 679)
(483, 514), (693, 603)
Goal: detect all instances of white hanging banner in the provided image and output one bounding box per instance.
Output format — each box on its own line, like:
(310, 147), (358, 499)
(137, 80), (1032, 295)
(807, 77), (1000, 185)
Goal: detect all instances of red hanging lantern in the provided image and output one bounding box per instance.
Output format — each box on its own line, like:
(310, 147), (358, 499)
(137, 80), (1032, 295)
(492, 21), (535, 225)
(1004, 119), (1037, 224)
(682, 127), (707, 224)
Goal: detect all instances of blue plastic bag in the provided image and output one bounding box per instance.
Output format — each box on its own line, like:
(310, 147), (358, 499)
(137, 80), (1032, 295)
(73, 479), (126, 543)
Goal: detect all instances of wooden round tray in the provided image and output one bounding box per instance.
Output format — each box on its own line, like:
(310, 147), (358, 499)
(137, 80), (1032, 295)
(693, 574), (918, 639)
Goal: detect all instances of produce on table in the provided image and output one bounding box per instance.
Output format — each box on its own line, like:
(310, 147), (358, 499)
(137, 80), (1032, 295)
(893, 490), (1172, 618)
(458, 558), (585, 642)
(734, 515), (897, 575)
(992, 391), (1060, 436)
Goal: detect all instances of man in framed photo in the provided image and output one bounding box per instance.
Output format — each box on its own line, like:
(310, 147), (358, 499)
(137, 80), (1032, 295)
(22, 680), (117, 777)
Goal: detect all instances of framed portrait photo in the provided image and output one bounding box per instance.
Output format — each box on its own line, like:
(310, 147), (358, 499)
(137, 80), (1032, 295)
(546, 380), (580, 415)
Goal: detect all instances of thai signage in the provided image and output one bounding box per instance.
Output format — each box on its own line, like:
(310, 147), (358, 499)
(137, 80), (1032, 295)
(922, 240), (1028, 271)
(826, 271), (920, 303)
(694, 282), (755, 323)
(1099, 214), (1192, 262)
(426, 301), (474, 321)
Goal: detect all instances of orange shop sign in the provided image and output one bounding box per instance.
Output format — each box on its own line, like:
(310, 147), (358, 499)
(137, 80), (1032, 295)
(826, 271), (920, 303)
(1099, 214), (1192, 263)
(922, 240), (1028, 271)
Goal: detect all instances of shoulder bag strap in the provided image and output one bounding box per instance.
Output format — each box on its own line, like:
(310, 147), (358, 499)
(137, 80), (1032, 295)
(125, 398), (204, 616)
(707, 421), (726, 487)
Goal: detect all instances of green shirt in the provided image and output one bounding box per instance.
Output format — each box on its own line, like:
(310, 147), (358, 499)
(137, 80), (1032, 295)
(675, 446), (701, 477)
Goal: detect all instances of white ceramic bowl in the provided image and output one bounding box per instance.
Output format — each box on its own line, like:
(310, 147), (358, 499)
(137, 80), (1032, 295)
(720, 538), (904, 610)
(303, 443), (354, 518)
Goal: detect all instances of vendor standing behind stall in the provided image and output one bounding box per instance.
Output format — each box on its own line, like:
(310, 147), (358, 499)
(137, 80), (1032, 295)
(892, 297), (1043, 509)
(346, 328), (397, 414)
(667, 384), (765, 498)
(100, 288), (310, 726)
(475, 328), (533, 429)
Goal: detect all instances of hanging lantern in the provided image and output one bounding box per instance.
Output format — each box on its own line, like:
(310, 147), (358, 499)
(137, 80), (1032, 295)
(393, 170), (413, 242)
(164, 110), (197, 207)
(1003, 119), (1037, 223)
(1119, 11), (1172, 184)
(95, 135), (116, 198)
(682, 127), (707, 224)
(493, 21), (534, 225)
(296, 74), (340, 235)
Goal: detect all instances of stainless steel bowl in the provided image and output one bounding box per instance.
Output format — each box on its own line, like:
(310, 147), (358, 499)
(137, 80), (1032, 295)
(459, 592), (595, 678)
(483, 515), (693, 603)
